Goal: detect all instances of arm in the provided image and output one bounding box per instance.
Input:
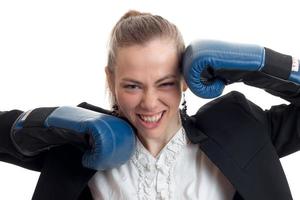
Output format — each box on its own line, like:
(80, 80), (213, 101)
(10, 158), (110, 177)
(10, 105), (136, 170)
(183, 40), (300, 101)
(183, 40), (300, 156)
(1, 104), (136, 171)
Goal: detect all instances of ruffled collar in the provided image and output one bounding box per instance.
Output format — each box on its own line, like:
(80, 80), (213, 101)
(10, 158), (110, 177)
(131, 127), (187, 200)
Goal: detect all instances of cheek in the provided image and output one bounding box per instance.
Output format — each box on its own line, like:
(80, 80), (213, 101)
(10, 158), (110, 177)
(161, 89), (182, 109)
(115, 92), (139, 114)
(170, 93), (182, 109)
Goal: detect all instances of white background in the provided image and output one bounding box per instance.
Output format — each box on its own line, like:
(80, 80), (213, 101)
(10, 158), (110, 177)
(0, 0), (300, 199)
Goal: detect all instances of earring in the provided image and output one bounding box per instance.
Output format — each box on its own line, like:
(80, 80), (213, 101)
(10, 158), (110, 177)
(181, 92), (187, 117)
(112, 104), (119, 117)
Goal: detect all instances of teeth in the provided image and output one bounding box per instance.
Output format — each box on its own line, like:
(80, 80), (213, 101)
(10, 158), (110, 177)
(139, 112), (163, 123)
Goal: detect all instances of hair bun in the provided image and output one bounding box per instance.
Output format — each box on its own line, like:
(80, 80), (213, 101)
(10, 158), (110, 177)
(121, 10), (149, 20)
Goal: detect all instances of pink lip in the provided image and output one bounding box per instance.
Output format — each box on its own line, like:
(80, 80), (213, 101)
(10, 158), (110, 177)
(139, 119), (160, 129)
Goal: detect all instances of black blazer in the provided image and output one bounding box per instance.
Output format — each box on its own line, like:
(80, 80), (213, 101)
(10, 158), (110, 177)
(1, 89), (300, 200)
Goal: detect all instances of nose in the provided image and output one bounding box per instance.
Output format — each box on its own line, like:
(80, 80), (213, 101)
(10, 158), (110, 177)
(140, 88), (159, 111)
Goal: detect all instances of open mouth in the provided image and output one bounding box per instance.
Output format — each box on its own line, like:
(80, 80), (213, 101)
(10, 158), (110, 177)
(137, 111), (165, 124)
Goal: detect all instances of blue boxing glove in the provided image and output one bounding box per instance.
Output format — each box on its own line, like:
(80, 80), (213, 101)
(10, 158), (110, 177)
(10, 106), (136, 170)
(183, 40), (300, 98)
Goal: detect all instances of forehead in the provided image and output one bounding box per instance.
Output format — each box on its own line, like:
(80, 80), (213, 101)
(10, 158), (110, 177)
(115, 38), (179, 78)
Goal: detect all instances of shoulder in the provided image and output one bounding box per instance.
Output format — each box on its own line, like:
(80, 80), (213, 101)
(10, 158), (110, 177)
(196, 91), (251, 114)
(190, 91), (268, 137)
(187, 91), (270, 168)
(77, 102), (112, 115)
(196, 91), (262, 116)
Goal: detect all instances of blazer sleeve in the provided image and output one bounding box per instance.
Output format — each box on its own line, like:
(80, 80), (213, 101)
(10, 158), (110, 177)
(263, 102), (300, 158)
(240, 72), (300, 157)
(241, 78), (300, 158)
(0, 110), (45, 171)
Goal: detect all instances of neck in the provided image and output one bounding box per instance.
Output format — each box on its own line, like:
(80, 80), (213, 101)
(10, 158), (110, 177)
(137, 126), (182, 158)
(138, 137), (168, 158)
(137, 110), (183, 157)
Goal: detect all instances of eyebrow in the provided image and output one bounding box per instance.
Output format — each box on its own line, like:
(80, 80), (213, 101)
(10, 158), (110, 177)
(121, 75), (177, 84)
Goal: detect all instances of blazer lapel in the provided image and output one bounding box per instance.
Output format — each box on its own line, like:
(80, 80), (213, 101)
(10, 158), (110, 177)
(182, 111), (292, 200)
(182, 114), (249, 199)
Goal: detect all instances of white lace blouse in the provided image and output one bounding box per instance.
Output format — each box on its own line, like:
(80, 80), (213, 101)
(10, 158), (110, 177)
(88, 127), (235, 200)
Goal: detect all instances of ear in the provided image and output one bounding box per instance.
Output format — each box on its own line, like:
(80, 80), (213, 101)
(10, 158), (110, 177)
(105, 66), (115, 94)
(181, 79), (188, 92)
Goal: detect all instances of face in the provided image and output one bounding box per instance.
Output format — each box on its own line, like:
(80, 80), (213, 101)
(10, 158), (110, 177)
(107, 38), (187, 144)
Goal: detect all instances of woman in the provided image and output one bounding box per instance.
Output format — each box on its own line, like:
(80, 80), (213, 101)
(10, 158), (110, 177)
(0, 10), (299, 200)
(88, 10), (235, 199)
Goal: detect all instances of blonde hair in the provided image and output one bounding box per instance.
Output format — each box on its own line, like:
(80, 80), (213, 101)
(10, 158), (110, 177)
(107, 10), (185, 72)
